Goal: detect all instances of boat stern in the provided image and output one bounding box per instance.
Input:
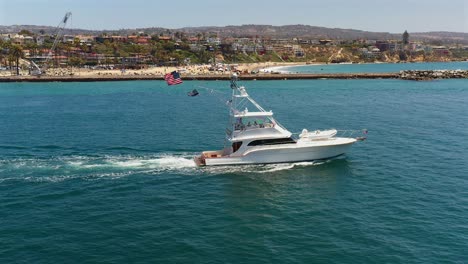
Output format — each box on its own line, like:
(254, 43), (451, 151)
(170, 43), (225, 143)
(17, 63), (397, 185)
(193, 155), (206, 166)
(194, 150), (226, 166)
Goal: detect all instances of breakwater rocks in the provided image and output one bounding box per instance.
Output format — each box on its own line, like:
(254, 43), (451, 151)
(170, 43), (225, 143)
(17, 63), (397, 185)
(399, 70), (468, 81)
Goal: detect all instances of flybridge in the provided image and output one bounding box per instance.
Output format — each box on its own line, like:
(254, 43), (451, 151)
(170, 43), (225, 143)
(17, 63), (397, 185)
(233, 111), (274, 118)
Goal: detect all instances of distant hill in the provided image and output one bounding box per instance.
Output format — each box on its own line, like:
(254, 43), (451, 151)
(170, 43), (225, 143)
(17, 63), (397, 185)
(0, 25), (98, 35)
(411, 31), (468, 44)
(179, 25), (398, 40)
(1, 24), (467, 44)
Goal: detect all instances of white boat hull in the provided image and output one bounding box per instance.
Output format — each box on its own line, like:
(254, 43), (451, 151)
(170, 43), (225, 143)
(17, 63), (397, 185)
(201, 138), (356, 166)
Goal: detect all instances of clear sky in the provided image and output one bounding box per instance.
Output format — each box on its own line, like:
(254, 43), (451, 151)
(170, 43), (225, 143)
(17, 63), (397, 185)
(1, 0), (467, 33)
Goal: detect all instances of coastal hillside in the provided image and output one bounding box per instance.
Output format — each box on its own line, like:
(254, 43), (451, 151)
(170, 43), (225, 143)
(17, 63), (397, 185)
(1, 24), (467, 44)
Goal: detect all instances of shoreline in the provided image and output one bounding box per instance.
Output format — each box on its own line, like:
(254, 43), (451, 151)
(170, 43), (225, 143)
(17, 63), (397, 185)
(0, 72), (402, 82)
(1, 61), (467, 82)
(0, 62), (306, 79)
(2, 69), (467, 82)
(260, 61), (468, 73)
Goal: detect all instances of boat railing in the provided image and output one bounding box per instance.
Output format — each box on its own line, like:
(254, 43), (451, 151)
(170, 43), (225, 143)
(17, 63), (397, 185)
(233, 123), (275, 131)
(292, 129), (368, 139)
(336, 129), (368, 138)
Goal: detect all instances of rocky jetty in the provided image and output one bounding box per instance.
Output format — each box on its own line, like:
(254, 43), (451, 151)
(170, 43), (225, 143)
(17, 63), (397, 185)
(400, 70), (468, 81)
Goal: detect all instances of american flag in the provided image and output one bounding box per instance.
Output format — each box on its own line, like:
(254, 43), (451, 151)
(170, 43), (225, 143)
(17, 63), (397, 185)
(164, 71), (183, 86)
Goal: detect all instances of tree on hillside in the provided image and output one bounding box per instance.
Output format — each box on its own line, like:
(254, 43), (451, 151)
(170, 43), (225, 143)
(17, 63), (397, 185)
(69, 56), (85, 67)
(19, 29), (33, 36)
(196, 33), (202, 42)
(403, 30), (409, 45)
(25, 42), (39, 57)
(0, 50), (4, 67)
(9, 45), (24, 75)
(0, 40), (12, 67)
(399, 50), (408, 61)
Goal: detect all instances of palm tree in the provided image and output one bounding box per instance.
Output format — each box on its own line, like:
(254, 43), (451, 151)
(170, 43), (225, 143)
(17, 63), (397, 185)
(7, 54), (15, 73)
(26, 43), (39, 57)
(0, 44), (5, 67)
(0, 53), (4, 68)
(111, 43), (119, 64)
(10, 45), (24, 75)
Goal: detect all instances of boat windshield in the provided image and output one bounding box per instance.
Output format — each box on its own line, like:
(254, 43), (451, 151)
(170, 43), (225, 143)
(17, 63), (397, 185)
(233, 117), (275, 131)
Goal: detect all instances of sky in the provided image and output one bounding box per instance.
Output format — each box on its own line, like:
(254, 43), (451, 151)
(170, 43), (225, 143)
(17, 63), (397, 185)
(0, 0), (467, 33)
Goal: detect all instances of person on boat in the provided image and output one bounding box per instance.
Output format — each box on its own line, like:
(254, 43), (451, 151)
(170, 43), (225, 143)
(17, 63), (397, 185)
(235, 118), (243, 130)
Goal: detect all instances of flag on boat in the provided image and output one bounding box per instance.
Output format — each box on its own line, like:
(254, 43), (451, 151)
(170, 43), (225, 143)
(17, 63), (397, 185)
(164, 71), (183, 86)
(187, 89), (199, 97)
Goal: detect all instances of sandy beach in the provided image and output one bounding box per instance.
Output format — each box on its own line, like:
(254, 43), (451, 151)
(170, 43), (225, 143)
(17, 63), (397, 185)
(2, 61), (467, 82)
(0, 62), (307, 78)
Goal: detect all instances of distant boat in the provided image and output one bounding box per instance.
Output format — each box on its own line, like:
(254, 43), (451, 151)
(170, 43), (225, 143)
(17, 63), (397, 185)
(194, 74), (366, 166)
(187, 89), (199, 97)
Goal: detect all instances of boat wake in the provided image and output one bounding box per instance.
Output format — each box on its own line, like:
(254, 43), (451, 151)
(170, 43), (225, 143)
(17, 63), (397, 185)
(0, 153), (198, 183)
(201, 160), (327, 174)
(0, 153), (329, 183)
(69, 154), (197, 171)
(261, 161), (327, 172)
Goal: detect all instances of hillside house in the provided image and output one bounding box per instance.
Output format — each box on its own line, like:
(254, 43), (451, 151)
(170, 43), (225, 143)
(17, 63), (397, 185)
(432, 46), (450, 56)
(11, 34), (34, 45)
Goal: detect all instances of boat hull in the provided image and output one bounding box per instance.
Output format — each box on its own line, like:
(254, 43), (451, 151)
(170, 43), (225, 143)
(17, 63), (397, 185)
(201, 138), (356, 166)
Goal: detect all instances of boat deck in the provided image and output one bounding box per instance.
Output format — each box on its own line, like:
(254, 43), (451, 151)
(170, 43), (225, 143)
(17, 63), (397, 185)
(194, 156), (206, 166)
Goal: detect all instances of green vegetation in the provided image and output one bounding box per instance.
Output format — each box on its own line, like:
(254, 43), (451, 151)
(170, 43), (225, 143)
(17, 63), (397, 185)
(1, 29), (467, 72)
(451, 49), (468, 59)
(9, 45), (24, 75)
(403, 30), (409, 45)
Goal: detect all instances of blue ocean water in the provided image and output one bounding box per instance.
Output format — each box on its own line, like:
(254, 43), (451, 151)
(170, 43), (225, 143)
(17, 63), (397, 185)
(1, 75), (467, 263)
(278, 61), (468, 73)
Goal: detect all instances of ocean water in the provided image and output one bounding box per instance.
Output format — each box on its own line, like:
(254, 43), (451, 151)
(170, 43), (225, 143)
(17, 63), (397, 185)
(1, 76), (467, 263)
(276, 61), (468, 74)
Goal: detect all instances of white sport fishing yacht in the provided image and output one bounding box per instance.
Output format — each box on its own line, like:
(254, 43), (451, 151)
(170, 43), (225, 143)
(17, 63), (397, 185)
(194, 74), (366, 166)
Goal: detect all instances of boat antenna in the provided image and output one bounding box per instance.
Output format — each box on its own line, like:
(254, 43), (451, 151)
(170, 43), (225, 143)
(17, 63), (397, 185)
(230, 73), (239, 89)
(194, 84), (236, 111)
(184, 73), (237, 112)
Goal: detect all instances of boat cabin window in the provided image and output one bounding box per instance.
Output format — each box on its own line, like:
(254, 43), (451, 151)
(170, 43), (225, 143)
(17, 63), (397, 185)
(232, 142), (243, 153)
(248, 138), (296, 146)
(234, 117), (275, 131)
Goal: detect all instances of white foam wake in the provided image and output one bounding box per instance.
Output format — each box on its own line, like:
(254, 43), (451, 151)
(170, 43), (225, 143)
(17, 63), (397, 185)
(0, 154), (330, 183)
(202, 160), (326, 174)
(65, 154), (197, 172)
(255, 161), (326, 173)
(108, 155), (197, 170)
(0, 154), (198, 183)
